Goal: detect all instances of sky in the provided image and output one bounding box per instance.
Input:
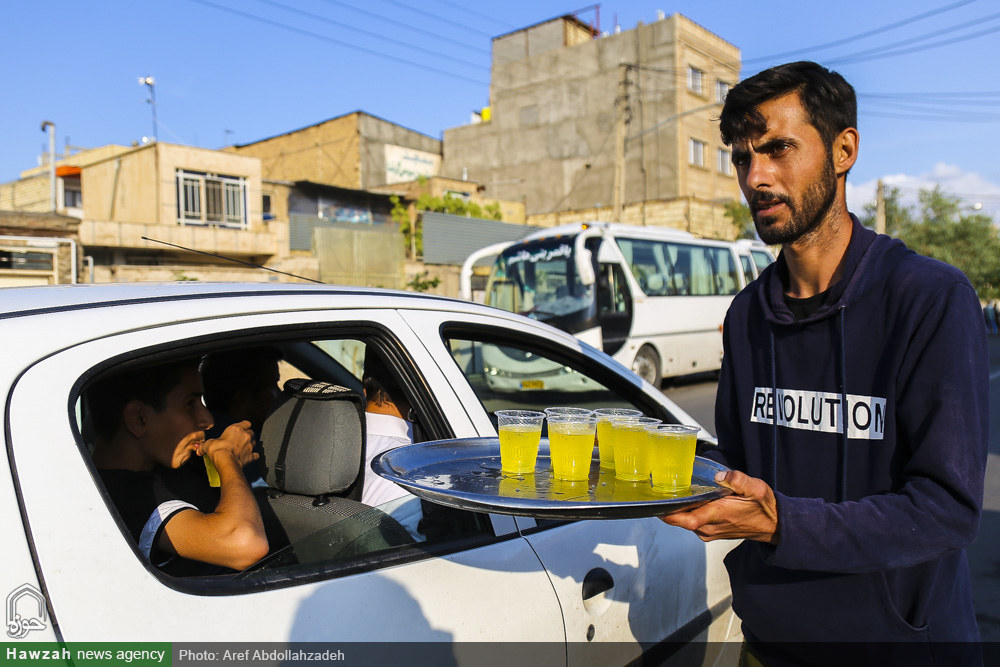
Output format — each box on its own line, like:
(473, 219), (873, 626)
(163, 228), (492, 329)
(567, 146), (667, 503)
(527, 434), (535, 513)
(2, 0), (999, 220)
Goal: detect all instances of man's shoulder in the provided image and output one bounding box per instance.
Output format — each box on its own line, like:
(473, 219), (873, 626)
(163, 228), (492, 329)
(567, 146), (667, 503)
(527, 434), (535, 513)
(882, 242), (974, 295)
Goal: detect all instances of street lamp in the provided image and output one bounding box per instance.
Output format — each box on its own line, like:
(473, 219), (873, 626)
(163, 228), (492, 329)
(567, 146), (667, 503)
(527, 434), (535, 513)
(138, 76), (157, 142)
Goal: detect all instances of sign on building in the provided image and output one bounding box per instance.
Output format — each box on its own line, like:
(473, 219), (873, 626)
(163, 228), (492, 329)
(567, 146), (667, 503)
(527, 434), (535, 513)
(384, 145), (441, 184)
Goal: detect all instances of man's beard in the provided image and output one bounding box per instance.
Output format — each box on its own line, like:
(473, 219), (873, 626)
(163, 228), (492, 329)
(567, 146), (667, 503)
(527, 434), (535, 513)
(751, 160), (838, 245)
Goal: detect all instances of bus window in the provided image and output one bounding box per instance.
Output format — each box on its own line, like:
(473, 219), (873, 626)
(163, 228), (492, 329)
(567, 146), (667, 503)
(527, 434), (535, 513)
(709, 247), (740, 295)
(739, 254), (756, 284)
(615, 238), (672, 296)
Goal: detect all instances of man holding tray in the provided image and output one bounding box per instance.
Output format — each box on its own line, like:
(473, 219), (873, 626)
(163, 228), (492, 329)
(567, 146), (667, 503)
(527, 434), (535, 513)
(662, 61), (988, 665)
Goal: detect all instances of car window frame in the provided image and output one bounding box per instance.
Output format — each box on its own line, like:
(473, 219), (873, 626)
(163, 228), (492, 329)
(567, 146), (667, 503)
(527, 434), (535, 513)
(63, 317), (518, 596)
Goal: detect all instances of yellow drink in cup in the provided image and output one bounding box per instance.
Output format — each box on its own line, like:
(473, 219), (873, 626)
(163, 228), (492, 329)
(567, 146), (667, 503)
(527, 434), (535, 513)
(547, 413), (597, 481)
(612, 416), (661, 481)
(496, 410), (545, 474)
(593, 408), (642, 470)
(648, 424), (700, 491)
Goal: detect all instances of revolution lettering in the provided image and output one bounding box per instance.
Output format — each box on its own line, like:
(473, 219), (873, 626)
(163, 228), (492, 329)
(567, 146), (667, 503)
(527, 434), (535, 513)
(750, 387), (886, 439)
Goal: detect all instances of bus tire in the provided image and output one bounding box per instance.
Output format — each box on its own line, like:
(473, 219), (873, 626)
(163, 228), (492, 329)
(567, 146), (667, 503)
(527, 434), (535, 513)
(632, 345), (662, 388)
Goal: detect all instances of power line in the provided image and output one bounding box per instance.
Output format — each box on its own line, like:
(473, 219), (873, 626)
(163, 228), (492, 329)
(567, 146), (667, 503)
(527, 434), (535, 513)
(827, 18), (1000, 65)
(370, 0), (497, 37)
(744, 0), (978, 64)
(832, 20), (1000, 64)
(187, 0), (488, 86)
(249, 0), (490, 68)
(429, 0), (517, 30)
(313, 0), (487, 55)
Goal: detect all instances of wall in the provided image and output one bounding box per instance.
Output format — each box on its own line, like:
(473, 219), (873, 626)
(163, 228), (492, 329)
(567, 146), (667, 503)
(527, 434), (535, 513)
(441, 13), (741, 239)
(230, 113), (362, 187)
(526, 197), (737, 240)
(357, 114), (442, 188)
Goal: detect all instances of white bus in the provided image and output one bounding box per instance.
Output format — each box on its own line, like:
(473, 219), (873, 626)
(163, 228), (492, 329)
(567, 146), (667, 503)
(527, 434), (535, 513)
(460, 222), (774, 387)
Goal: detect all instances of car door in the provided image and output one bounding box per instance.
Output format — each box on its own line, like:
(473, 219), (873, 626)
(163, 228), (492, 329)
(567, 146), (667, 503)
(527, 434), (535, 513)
(398, 310), (738, 662)
(6, 306), (566, 653)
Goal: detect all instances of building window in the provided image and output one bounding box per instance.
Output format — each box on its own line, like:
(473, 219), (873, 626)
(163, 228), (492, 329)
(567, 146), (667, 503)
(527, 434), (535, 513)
(689, 139), (707, 168)
(262, 194), (273, 221)
(716, 81), (731, 104)
(176, 169), (247, 229)
(63, 178), (82, 208)
(717, 148), (733, 176)
(687, 66), (704, 95)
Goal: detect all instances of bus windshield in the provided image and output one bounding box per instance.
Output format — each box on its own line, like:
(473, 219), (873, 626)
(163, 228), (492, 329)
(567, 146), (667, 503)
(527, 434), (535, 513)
(485, 237), (593, 321)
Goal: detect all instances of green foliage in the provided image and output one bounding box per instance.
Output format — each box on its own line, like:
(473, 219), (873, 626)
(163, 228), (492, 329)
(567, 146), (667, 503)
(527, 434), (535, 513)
(391, 192), (503, 259)
(859, 185), (916, 238)
(173, 272), (198, 282)
(723, 200), (756, 239)
(406, 271), (441, 293)
(864, 186), (1000, 300)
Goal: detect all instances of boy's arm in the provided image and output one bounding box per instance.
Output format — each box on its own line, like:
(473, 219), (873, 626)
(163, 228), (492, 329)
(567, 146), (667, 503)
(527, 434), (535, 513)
(158, 422), (269, 571)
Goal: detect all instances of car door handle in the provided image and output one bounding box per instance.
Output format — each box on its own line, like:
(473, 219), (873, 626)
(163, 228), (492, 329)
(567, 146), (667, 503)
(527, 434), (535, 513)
(582, 567), (614, 600)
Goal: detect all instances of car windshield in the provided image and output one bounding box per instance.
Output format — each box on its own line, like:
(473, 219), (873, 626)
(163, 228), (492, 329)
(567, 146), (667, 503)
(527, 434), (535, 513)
(485, 238), (593, 320)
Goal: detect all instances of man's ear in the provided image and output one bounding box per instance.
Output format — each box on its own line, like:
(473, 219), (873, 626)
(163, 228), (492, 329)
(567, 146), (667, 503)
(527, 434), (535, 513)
(122, 400), (148, 439)
(833, 127), (859, 176)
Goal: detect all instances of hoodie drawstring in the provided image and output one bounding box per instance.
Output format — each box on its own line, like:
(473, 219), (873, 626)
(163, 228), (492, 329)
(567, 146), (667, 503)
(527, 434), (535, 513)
(770, 325), (779, 492)
(838, 305), (849, 502)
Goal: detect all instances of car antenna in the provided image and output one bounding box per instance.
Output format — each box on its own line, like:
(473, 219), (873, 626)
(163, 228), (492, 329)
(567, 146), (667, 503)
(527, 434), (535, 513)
(140, 236), (325, 284)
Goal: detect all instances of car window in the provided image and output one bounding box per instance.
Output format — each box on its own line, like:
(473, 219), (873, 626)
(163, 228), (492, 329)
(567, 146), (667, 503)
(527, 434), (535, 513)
(442, 330), (669, 428)
(77, 330), (497, 589)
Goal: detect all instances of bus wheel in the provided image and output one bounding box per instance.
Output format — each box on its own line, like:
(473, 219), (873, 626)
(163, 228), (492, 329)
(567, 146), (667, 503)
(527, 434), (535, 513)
(632, 345), (662, 388)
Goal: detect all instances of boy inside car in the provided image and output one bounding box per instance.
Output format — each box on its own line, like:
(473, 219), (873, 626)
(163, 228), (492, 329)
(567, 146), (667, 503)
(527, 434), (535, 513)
(87, 358), (269, 576)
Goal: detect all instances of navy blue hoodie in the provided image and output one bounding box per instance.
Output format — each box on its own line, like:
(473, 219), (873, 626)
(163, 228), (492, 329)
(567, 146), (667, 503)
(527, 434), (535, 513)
(711, 216), (988, 661)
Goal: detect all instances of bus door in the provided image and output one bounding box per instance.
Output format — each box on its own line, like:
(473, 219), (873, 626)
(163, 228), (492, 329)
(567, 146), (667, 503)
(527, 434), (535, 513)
(591, 238), (633, 356)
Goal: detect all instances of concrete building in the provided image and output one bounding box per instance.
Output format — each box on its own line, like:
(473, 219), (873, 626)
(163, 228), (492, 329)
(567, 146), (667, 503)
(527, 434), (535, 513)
(1, 142), (284, 283)
(441, 13), (743, 239)
(228, 111), (443, 191)
(0, 211), (82, 286)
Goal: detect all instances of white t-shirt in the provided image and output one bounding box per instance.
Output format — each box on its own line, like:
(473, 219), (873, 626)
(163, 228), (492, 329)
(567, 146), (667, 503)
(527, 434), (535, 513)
(363, 412), (417, 507)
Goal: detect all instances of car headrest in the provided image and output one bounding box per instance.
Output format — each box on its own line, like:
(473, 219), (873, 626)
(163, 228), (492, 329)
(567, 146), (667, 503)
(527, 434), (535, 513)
(259, 379), (366, 497)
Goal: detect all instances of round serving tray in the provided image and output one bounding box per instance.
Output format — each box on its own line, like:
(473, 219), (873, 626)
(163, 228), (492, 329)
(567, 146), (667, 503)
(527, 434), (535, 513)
(371, 437), (732, 520)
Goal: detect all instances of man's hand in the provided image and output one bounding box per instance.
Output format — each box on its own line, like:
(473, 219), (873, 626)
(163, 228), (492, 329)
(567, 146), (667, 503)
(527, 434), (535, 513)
(198, 420), (257, 468)
(660, 470), (779, 544)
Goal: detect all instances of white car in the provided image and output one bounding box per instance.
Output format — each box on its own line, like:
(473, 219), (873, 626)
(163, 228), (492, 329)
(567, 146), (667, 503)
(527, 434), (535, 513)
(1, 282), (738, 663)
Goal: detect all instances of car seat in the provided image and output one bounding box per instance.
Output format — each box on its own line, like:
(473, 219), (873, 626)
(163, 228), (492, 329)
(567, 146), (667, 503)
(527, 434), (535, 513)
(258, 379), (414, 557)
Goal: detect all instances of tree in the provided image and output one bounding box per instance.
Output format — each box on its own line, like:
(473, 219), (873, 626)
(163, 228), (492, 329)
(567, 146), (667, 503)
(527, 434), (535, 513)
(723, 200), (756, 239)
(877, 186), (1000, 300)
(859, 185), (915, 238)
(391, 188), (504, 259)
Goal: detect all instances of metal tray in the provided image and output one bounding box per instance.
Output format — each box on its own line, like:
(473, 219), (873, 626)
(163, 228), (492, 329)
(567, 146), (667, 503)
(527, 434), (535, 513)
(371, 437), (732, 520)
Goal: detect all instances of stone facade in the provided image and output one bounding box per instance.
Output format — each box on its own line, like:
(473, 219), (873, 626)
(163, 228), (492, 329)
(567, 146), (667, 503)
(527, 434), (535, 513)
(442, 13), (742, 238)
(229, 111), (442, 190)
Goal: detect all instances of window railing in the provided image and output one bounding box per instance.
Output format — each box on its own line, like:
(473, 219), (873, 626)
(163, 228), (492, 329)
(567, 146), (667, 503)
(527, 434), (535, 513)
(176, 169), (247, 229)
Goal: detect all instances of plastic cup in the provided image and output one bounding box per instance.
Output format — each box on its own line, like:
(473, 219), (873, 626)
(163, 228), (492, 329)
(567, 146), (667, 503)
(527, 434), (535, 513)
(544, 407), (595, 417)
(647, 424), (700, 491)
(593, 408), (642, 470)
(613, 416), (661, 482)
(496, 410), (545, 474)
(547, 414), (598, 481)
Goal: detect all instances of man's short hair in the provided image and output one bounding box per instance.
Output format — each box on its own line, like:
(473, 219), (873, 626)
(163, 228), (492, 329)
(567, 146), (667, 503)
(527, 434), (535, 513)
(720, 61), (857, 150)
(86, 358), (200, 441)
(200, 346), (282, 414)
(362, 350), (402, 408)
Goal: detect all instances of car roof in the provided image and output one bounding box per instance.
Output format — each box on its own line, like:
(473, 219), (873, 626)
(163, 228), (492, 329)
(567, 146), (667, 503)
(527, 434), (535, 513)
(0, 282), (502, 321)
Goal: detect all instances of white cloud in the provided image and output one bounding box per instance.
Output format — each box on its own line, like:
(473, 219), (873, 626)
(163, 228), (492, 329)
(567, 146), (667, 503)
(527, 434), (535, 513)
(848, 164), (1000, 222)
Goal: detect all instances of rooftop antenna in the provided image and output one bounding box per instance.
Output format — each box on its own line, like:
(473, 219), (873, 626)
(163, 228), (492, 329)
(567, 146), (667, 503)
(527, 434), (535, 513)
(138, 76), (157, 142)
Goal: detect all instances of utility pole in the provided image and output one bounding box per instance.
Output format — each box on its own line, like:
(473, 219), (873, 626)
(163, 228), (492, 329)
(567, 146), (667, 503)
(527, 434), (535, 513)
(875, 179), (885, 235)
(40, 121), (56, 212)
(612, 63), (632, 222)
